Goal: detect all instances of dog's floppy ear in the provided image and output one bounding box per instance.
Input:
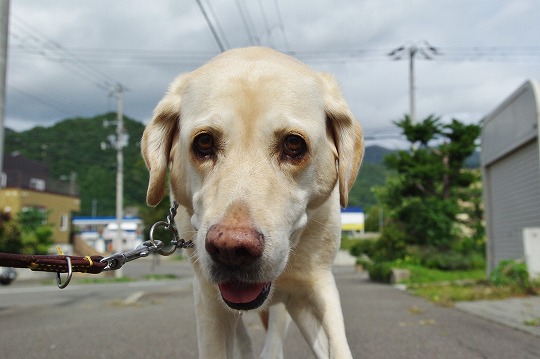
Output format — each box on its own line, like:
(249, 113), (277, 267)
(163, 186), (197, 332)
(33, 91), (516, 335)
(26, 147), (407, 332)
(320, 73), (364, 208)
(141, 76), (185, 206)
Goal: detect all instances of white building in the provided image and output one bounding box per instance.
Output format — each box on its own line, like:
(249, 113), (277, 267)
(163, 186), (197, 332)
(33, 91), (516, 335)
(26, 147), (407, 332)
(72, 216), (143, 253)
(481, 80), (540, 277)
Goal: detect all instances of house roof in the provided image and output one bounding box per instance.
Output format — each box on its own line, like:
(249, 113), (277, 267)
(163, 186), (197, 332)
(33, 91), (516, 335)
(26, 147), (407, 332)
(3, 152), (49, 179)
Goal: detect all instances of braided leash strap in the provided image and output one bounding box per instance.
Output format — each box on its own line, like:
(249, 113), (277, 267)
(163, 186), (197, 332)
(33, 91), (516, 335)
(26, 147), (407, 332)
(0, 252), (106, 274)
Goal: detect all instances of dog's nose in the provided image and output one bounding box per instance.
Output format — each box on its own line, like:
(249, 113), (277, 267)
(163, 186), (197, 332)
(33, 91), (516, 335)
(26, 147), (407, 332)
(205, 224), (264, 266)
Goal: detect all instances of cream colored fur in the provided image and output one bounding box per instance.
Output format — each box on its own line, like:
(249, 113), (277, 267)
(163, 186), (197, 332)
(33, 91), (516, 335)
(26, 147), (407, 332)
(141, 47), (363, 359)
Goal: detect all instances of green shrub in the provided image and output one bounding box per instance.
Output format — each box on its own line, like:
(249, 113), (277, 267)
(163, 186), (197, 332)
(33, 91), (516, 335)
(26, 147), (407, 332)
(0, 208), (53, 255)
(348, 224), (407, 263)
(372, 224), (408, 261)
(349, 239), (377, 258)
(368, 261), (394, 283)
(355, 255), (373, 271)
(490, 259), (530, 289)
(419, 249), (485, 271)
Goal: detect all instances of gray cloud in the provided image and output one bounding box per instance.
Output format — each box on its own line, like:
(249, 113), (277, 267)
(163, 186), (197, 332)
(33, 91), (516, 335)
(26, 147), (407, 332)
(4, 0), (540, 140)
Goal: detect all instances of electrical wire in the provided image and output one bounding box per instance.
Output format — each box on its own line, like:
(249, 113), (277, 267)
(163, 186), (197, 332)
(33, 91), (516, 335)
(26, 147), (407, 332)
(10, 15), (119, 91)
(10, 40), (540, 66)
(257, 0), (274, 48)
(9, 85), (78, 118)
(194, 0), (226, 52)
(235, 0), (259, 46)
(204, 0), (231, 50)
(273, 0), (290, 52)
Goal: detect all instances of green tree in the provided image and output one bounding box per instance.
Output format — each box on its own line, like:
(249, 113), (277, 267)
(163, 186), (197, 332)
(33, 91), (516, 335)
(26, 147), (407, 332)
(348, 163), (388, 209)
(0, 215), (21, 253)
(376, 115), (482, 253)
(0, 208), (53, 254)
(364, 205), (382, 232)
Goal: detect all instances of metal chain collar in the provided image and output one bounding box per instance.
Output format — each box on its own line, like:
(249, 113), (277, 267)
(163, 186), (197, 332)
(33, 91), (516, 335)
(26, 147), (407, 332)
(99, 201), (193, 272)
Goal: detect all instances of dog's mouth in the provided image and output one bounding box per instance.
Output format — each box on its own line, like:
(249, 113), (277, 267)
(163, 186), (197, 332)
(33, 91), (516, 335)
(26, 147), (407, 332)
(218, 281), (272, 310)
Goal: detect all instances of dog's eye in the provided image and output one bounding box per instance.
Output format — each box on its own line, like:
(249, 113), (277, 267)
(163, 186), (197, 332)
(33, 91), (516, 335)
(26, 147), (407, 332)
(282, 134), (307, 159)
(193, 133), (216, 158)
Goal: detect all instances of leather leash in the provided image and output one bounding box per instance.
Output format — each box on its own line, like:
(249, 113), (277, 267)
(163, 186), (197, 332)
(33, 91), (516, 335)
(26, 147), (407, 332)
(0, 201), (193, 289)
(0, 252), (106, 274)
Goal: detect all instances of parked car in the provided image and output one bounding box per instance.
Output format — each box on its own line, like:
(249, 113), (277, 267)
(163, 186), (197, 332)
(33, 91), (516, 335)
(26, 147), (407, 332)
(0, 267), (17, 285)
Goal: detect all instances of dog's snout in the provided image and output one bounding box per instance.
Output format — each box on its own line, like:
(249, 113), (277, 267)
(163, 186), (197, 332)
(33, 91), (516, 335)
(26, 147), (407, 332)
(205, 224), (264, 266)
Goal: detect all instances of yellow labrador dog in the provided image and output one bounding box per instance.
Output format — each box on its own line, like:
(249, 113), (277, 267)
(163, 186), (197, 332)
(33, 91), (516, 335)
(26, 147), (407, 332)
(142, 47), (363, 359)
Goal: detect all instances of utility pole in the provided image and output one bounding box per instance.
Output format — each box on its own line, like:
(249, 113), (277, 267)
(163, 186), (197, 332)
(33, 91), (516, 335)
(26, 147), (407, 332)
(408, 46), (417, 124)
(101, 83), (128, 277)
(0, 1), (10, 183)
(388, 41), (440, 123)
(114, 84), (124, 278)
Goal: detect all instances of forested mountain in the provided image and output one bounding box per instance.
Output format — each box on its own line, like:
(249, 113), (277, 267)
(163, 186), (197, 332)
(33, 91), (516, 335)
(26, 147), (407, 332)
(4, 113), (148, 215)
(4, 113), (393, 214)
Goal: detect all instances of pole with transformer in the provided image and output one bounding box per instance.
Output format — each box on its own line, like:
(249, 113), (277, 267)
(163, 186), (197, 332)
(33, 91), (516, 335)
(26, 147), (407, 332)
(408, 46), (417, 124)
(388, 41), (440, 124)
(101, 83), (128, 278)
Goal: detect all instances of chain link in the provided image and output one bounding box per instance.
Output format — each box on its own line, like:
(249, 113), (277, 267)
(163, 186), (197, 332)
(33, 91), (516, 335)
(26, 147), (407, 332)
(100, 201), (193, 271)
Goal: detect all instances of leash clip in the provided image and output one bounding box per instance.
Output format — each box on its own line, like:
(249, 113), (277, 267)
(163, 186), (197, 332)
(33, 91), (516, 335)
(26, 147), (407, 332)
(100, 240), (163, 271)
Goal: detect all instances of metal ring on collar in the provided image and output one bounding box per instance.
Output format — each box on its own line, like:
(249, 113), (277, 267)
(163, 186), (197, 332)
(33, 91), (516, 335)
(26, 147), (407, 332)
(149, 221), (178, 256)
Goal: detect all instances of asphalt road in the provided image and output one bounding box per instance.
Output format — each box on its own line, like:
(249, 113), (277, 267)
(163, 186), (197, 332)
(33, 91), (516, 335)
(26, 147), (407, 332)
(1, 258), (540, 359)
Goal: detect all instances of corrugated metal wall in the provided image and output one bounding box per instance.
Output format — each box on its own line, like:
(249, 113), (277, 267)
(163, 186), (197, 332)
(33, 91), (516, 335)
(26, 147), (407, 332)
(484, 139), (540, 270)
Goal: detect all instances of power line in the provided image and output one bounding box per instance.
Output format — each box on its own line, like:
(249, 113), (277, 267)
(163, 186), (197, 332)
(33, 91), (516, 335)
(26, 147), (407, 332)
(11, 43), (539, 66)
(194, 0), (226, 52)
(10, 15), (118, 91)
(9, 85), (78, 117)
(9, 15), (540, 67)
(204, 0), (231, 50)
(8, 14), (130, 142)
(235, 0), (259, 46)
(273, 0), (290, 52)
(257, 0), (274, 48)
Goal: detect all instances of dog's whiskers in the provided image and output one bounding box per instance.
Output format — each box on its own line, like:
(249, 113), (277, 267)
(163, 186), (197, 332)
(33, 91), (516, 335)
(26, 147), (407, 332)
(190, 251), (202, 265)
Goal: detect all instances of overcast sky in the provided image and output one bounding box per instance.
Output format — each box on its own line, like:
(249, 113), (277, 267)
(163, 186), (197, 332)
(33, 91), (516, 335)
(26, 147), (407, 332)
(4, 0), (540, 146)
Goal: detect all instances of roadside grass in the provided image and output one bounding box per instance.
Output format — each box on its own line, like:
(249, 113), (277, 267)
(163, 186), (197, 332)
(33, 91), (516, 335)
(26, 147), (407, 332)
(524, 317), (540, 327)
(143, 273), (179, 280)
(76, 276), (136, 284)
(393, 263), (539, 306)
(42, 273), (180, 286)
(400, 264), (486, 284)
(407, 281), (528, 307)
(346, 235), (540, 306)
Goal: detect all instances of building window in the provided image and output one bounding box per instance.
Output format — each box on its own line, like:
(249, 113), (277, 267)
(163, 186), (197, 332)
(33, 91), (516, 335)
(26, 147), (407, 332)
(59, 213), (69, 232)
(29, 178), (46, 191)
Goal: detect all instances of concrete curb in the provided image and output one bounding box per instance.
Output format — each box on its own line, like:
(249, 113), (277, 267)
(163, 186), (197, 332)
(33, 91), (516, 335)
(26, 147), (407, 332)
(456, 297), (540, 337)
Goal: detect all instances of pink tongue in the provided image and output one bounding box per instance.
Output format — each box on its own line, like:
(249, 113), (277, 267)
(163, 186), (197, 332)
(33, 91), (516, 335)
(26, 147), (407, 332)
(218, 282), (265, 304)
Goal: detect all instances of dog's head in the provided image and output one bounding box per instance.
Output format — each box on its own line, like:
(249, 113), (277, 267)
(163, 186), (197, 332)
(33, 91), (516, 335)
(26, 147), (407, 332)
(142, 47), (363, 311)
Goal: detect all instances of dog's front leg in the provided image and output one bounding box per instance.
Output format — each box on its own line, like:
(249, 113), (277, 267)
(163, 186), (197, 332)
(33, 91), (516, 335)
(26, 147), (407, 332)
(260, 302), (291, 359)
(193, 278), (255, 359)
(286, 272), (352, 359)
